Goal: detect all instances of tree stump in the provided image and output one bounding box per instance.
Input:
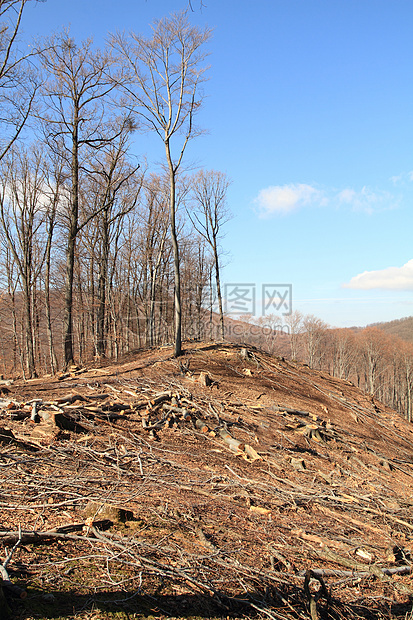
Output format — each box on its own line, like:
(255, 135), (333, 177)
(198, 372), (212, 387)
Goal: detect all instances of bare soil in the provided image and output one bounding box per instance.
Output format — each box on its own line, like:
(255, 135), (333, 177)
(1, 341), (413, 619)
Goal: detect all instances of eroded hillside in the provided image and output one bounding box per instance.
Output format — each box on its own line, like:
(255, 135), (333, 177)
(1, 342), (413, 619)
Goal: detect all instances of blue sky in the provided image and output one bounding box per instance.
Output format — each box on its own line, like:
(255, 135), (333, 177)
(23, 0), (413, 328)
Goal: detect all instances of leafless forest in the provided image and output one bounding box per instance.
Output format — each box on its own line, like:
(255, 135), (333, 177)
(0, 2), (228, 370)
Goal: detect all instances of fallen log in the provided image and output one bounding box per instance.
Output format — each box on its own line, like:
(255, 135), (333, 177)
(0, 521), (113, 545)
(272, 405), (310, 417)
(219, 428), (245, 452)
(56, 394), (90, 405)
(305, 565), (412, 578)
(195, 419), (209, 433)
(149, 392), (172, 407)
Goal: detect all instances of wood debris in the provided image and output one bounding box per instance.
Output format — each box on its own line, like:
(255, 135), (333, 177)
(0, 342), (413, 619)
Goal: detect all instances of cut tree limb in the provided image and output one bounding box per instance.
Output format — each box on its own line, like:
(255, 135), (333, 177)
(314, 548), (413, 596)
(219, 428), (245, 452)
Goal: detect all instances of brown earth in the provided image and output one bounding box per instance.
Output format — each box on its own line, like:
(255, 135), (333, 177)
(1, 341), (413, 619)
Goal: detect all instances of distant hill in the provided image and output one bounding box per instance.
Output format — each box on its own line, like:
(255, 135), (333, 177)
(370, 315), (413, 343)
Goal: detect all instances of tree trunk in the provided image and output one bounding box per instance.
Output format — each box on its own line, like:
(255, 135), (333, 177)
(212, 240), (224, 341)
(22, 278), (36, 378)
(64, 232), (76, 368)
(63, 115), (79, 368)
(166, 141), (182, 357)
(44, 222), (58, 373)
(96, 217), (109, 357)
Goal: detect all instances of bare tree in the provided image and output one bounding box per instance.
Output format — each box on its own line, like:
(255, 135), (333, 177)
(183, 234), (211, 341)
(38, 33), (119, 367)
(82, 130), (142, 357)
(0, 0), (40, 161)
(137, 174), (170, 347)
(0, 145), (48, 377)
(302, 314), (329, 368)
(284, 310), (303, 360)
(188, 169), (231, 340)
(111, 12), (211, 356)
(358, 327), (390, 395)
(330, 328), (356, 380)
(396, 341), (413, 422)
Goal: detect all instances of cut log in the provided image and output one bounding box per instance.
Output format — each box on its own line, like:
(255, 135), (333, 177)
(273, 405), (310, 416)
(219, 428), (245, 452)
(56, 393), (90, 405)
(195, 419), (209, 433)
(149, 392), (172, 407)
(290, 457), (306, 471)
(250, 505), (271, 515)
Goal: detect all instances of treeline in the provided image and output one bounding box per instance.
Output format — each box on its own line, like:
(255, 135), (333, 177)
(0, 2), (230, 376)
(234, 312), (413, 424)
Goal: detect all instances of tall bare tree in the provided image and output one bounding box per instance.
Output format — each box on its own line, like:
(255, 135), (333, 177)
(41, 150), (64, 374)
(358, 327), (390, 395)
(284, 310), (303, 360)
(302, 314), (329, 369)
(111, 12), (211, 356)
(136, 174), (170, 346)
(188, 169), (231, 340)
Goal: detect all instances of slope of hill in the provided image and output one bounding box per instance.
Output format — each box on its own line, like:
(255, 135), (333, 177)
(1, 342), (413, 619)
(370, 315), (413, 343)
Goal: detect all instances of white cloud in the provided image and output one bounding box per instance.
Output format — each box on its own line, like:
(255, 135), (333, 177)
(255, 182), (398, 218)
(390, 173), (403, 185)
(337, 186), (397, 214)
(255, 183), (322, 216)
(389, 170), (413, 186)
(343, 259), (413, 290)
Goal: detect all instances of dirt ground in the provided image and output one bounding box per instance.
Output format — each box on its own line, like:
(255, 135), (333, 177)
(1, 341), (413, 619)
